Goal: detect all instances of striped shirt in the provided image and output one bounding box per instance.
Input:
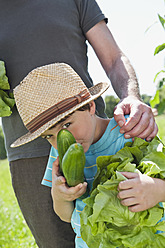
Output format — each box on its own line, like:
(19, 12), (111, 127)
(42, 117), (132, 247)
(41, 116), (165, 247)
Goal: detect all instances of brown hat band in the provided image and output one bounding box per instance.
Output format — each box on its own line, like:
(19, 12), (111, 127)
(26, 89), (90, 133)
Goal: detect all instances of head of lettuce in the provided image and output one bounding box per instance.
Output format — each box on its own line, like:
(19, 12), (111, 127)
(80, 136), (165, 248)
(0, 61), (15, 117)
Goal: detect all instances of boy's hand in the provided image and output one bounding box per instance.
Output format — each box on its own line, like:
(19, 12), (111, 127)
(117, 171), (165, 212)
(51, 158), (87, 202)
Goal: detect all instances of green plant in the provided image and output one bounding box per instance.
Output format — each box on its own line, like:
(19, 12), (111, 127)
(105, 95), (120, 118)
(150, 12), (165, 114)
(0, 61), (15, 117)
(80, 137), (165, 248)
(141, 94), (152, 106)
(156, 114), (165, 143)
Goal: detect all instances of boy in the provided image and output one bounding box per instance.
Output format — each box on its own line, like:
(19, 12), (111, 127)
(11, 63), (165, 248)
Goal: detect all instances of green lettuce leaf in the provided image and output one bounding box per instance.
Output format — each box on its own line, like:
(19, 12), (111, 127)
(0, 61), (15, 117)
(0, 97), (12, 117)
(152, 233), (165, 248)
(0, 61), (10, 90)
(0, 90), (15, 117)
(80, 137), (165, 248)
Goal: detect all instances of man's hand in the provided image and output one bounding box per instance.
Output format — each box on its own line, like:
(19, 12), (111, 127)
(114, 96), (158, 141)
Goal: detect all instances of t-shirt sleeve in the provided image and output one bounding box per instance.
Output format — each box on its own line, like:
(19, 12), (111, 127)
(75, 0), (108, 34)
(41, 146), (58, 187)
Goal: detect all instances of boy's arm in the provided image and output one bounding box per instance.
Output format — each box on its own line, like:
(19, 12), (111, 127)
(117, 171), (165, 212)
(51, 185), (74, 223)
(86, 20), (158, 141)
(51, 158), (87, 222)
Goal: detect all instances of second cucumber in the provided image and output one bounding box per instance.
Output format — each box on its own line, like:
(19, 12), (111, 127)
(62, 143), (86, 187)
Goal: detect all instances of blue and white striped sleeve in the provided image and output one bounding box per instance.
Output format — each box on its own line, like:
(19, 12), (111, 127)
(41, 146), (58, 187)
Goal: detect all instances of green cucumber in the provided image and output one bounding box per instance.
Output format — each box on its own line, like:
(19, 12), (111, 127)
(62, 143), (86, 187)
(57, 129), (76, 172)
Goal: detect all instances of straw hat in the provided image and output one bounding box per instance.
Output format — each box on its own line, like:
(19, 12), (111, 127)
(11, 63), (109, 147)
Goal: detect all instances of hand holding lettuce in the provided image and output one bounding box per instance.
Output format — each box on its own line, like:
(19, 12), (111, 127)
(80, 137), (165, 248)
(0, 60), (15, 117)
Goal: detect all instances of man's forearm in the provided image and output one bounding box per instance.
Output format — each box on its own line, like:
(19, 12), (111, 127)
(108, 52), (141, 100)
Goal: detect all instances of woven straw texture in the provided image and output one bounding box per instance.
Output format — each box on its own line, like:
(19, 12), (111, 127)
(11, 63), (109, 147)
(14, 63), (88, 125)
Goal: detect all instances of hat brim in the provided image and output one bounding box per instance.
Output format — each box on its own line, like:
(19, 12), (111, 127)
(11, 82), (109, 148)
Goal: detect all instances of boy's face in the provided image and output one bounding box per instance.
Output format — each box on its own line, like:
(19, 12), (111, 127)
(41, 101), (97, 153)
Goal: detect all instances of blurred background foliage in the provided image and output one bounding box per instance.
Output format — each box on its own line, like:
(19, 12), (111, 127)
(0, 3), (164, 248)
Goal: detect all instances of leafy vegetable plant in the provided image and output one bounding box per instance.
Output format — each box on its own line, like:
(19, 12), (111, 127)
(150, 13), (165, 115)
(0, 60), (15, 117)
(80, 137), (165, 248)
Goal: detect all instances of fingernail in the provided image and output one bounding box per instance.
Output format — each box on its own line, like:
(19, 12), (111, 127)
(79, 183), (83, 189)
(120, 130), (125, 134)
(125, 134), (131, 139)
(118, 121), (124, 127)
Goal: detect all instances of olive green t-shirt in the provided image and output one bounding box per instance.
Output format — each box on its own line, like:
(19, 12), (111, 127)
(0, 0), (107, 161)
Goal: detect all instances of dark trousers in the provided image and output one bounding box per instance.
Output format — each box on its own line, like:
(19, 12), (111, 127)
(10, 156), (75, 248)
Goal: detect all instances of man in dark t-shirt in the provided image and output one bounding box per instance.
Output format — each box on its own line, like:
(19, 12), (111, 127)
(0, 0), (157, 247)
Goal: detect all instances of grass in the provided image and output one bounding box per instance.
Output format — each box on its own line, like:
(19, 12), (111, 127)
(0, 114), (165, 247)
(0, 159), (37, 248)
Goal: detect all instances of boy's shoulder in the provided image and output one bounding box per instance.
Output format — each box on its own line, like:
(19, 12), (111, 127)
(108, 114), (129, 131)
(107, 115), (131, 144)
